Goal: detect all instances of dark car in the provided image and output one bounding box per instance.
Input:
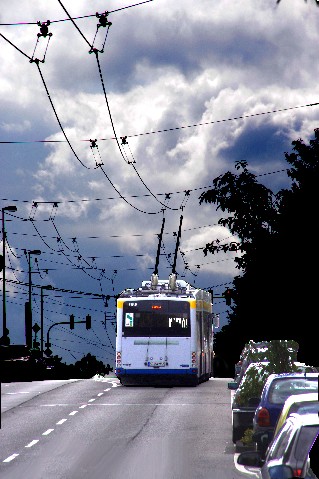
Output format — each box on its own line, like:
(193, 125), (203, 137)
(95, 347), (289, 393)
(237, 412), (319, 478)
(230, 362), (270, 443)
(252, 372), (318, 454)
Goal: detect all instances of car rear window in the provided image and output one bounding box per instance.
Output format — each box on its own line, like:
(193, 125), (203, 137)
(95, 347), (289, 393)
(290, 402), (319, 416)
(269, 378), (318, 405)
(294, 426), (319, 463)
(268, 421), (295, 460)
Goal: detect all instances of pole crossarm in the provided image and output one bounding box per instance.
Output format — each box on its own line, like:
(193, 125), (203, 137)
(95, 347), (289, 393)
(46, 320), (86, 352)
(5, 278), (107, 298)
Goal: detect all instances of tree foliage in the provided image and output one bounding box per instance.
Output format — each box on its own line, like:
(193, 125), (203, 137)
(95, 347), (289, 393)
(234, 340), (299, 406)
(200, 129), (319, 373)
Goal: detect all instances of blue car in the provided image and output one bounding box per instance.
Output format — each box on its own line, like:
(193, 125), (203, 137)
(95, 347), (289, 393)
(252, 372), (318, 454)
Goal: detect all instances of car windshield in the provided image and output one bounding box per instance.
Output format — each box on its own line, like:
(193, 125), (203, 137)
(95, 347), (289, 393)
(269, 378), (318, 405)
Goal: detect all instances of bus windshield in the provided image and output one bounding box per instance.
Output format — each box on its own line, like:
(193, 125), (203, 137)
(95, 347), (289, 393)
(122, 300), (190, 337)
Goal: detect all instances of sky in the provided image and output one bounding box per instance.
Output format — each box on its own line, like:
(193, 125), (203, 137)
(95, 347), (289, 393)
(1, 0), (319, 367)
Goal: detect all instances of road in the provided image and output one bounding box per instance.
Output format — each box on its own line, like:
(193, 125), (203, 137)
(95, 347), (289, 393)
(0, 377), (256, 479)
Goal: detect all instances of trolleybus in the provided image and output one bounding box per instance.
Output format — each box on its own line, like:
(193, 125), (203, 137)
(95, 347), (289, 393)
(115, 274), (218, 386)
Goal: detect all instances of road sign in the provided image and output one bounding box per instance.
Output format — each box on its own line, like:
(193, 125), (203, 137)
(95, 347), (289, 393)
(32, 323), (41, 333)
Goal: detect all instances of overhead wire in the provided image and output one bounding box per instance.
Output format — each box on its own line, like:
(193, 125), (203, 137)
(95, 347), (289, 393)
(52, 1), (179, 212)
(0, 1), (154, 26)
(1, 17), (167, 214)
(0, 169), (289, 210)
(1, 102), (318, 145)
(94, 48), (178, 211)
(35, 61), (91, 169)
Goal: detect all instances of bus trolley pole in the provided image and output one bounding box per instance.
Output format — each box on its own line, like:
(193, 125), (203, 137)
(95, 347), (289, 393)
(171, 215), (183, 275)
(45, 320), (86, 356)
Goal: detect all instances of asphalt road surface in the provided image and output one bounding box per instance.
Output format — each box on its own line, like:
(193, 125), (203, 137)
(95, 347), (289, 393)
(0, 377), (254, 479)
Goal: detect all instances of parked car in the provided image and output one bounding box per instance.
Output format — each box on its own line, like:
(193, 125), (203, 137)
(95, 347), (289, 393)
(229, 361), (316, 444)
(237, 412), (319, 478)
(252, 372), (318, 454)
(230, 361), (270, 443)
(273, 392), (319, 438)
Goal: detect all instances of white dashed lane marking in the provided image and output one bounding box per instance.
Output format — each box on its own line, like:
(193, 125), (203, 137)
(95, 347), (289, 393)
(56, 419), (68, 425)
(3, 454), (19, 463)
(5, 391), (30, 395)
(25, 440), (39, 448)
(2, 384), (118, 463)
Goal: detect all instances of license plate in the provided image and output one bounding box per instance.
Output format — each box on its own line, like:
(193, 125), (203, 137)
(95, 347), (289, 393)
(148, 361), (166, 367)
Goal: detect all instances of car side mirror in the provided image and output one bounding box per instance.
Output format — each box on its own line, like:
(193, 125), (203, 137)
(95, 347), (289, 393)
(237, 451), (264, 467)
(268, 465), (295, 479)
(228, 381), (238, 390)
(248, 397), (260, 407)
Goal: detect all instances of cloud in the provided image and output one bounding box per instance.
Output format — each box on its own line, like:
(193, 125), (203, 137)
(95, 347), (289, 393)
(2, 0), (319, 361)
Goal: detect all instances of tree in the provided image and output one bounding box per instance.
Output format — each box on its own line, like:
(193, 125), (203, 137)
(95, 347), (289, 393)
(200, 129), (319, 372)
(234, 340), (299, 407)
(73, 353), (113, 378)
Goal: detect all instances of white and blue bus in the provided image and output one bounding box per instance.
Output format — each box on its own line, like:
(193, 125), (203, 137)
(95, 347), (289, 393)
(115, 274), (218, 386)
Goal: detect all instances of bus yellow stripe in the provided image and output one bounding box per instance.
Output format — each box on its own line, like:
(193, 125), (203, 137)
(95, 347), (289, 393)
(117, 299), (124, 308)
(189, 300), (196, 309)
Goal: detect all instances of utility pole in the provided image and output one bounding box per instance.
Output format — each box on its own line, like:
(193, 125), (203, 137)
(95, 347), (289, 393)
(25, 249), (41, 347)
(40, 285), (52, 357)
(1, 205), (17, 345)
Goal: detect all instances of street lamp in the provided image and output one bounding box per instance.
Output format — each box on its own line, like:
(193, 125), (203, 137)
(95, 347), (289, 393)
(40, 284), (52, 357)
(1, 205), (17, 345)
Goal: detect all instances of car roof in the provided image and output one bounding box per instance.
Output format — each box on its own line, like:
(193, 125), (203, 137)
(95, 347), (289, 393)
(274, 392), (319, 436)
(283, 392), (319, 409)
(265, 371), (318, 383)
(288, 412), (319, 426)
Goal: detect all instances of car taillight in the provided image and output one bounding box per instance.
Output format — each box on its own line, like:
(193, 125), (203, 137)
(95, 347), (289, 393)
(293, 469), (302, 477)
(257, 407), (270, 427)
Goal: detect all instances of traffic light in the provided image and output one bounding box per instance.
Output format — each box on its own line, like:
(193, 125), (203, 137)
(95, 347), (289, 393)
(86, 314), (91, 330)
(224, 288), (233, 306)
(0, 254), (4, 272)
(70, 314), (75, 330)
(45, 341), (52, 356)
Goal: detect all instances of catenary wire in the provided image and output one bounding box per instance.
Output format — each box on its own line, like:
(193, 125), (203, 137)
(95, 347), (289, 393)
(0, 1), (154, 26)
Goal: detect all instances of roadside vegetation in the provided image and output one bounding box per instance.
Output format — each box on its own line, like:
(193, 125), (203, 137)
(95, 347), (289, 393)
(201, 128), (319, 375)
